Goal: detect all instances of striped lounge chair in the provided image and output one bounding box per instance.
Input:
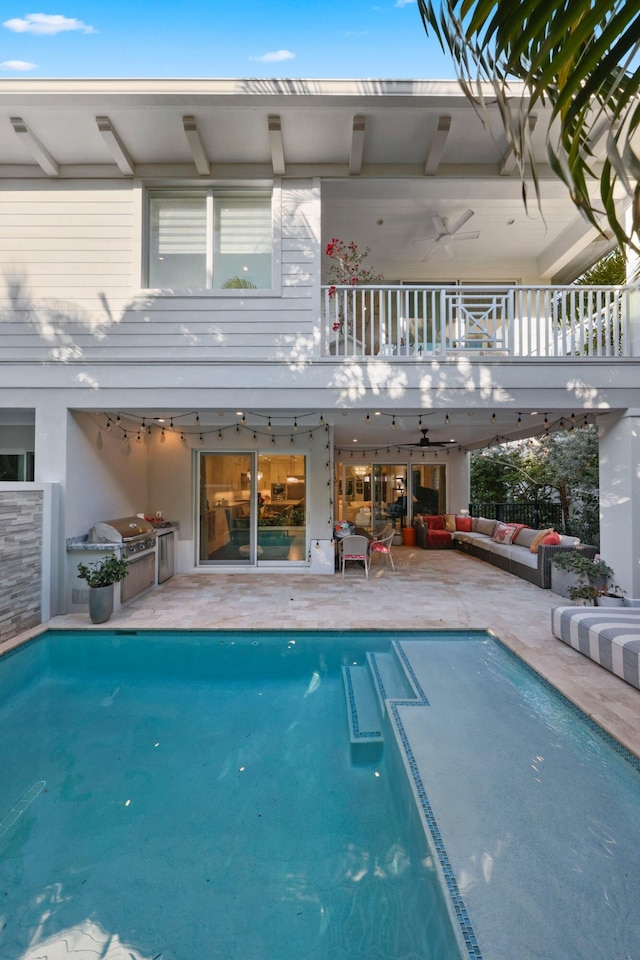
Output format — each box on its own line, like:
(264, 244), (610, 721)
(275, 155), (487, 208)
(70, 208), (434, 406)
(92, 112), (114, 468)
(551, 606), (640, 690)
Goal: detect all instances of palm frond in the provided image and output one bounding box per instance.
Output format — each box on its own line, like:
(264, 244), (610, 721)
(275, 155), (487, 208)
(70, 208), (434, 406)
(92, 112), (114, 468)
(417, 0), (640, 254)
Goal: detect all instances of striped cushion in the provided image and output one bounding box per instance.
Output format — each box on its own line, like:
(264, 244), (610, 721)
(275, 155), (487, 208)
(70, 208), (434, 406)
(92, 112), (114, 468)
(551, 607), (640, 690)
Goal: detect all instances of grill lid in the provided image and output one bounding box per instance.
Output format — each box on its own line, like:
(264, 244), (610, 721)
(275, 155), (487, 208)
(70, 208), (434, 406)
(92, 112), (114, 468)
(88, 515), (155, 543)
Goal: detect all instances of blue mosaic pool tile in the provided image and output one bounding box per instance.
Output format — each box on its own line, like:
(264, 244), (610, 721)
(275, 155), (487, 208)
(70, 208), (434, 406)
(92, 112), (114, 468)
(342, 665), (382, 741)
(388, 699), (484, 960)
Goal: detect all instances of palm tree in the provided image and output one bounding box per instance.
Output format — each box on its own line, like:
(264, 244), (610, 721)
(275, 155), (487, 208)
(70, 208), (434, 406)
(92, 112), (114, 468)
(417, 1), (640, 254)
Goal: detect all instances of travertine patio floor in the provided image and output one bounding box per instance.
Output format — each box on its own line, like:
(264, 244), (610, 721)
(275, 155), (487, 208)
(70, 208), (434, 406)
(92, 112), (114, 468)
(42, 542), (640, 760)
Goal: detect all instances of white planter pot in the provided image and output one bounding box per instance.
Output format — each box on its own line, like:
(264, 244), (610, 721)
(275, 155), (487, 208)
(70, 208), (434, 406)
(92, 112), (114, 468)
(89, 584), (114, 624)
(597, 595), (625, 607)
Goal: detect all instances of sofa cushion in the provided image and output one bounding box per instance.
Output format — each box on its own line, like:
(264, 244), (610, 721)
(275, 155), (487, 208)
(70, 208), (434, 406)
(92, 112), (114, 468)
(476, 517), (498, 537)
(444, 514), (456, 532)
(556, 533), (580, 547)
(425, 529), (453, 548)
(513, 527), (541, 550)
(492, 522), (517, 544)
(425, 515), (445, 530)
(455, 515), (473, 532)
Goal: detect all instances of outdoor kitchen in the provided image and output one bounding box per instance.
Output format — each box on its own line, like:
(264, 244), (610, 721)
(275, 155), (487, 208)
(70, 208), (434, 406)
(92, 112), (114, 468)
(66, 515), (177, 616)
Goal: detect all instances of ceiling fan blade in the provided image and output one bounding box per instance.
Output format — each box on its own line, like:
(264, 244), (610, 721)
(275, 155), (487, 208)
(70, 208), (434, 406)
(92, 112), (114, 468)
(432, 214), (446, 236)
(453, 231), (481, 241)
(442, 240), (457, 259)
(420, 244), (438, 262)
(448, 208), (475, 234)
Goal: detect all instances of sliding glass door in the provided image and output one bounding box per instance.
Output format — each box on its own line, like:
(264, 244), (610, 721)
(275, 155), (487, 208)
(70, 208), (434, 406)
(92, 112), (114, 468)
(198, 452), (306, 565)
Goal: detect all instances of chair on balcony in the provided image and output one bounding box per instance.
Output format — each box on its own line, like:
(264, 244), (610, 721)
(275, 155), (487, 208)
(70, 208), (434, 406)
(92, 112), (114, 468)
(340, 535), (370, 579)
(369, 525), (395, 570)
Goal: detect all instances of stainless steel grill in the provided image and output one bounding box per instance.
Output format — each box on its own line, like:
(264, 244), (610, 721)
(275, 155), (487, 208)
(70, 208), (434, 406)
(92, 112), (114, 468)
(87, 516), (158, 603)
(88, 516), (157, 556)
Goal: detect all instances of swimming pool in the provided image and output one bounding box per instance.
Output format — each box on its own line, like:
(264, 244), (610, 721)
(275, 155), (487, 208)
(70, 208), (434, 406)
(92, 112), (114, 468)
(1, 628), (640, 960)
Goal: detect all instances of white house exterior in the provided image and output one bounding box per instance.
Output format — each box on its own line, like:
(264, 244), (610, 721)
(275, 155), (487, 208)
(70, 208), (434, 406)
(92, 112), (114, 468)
(0, 78), (638, 637)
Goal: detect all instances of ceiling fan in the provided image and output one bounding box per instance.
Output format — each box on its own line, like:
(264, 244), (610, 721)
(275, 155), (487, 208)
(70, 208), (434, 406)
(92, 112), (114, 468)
(399, 428), (457, 449)
(413, 209), (480, 261)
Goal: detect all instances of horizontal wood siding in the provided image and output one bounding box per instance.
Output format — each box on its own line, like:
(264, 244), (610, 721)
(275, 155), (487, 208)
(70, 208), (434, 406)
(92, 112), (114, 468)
(0, 179), (318, 362)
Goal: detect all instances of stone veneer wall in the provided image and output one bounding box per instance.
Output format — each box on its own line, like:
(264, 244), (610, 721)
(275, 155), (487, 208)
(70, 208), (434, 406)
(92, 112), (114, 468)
(0, 490), (42, 643)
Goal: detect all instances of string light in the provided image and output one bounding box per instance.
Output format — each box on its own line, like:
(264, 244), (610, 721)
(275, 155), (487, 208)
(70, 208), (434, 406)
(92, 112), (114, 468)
(517, 413), (522, 426)
(444, 413), (450, 425)
(170, 417), (174, 430)
(490, 413), (496, 424)
(199, 433), (204, 444)
(122, 430), (128, 442)
(293, 417), (298, 432)
(105, 420), (112, 433)
(391, 416), (396, 430)
(116, 413), (121, 427)
(267, 417), (272, 432)
(195, 413), (200, 426)
(365, 413), (371, 425)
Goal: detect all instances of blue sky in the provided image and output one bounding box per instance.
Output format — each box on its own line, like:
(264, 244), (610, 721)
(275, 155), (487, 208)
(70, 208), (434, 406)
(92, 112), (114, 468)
(0, 2), (456, 78)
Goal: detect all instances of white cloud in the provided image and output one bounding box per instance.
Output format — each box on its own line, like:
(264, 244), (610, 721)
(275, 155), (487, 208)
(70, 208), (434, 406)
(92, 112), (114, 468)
(0, 59), (37, 70)
(395, 0), (416, 5)
(3, 13), (97, 35)
(250, 49), (295, 63)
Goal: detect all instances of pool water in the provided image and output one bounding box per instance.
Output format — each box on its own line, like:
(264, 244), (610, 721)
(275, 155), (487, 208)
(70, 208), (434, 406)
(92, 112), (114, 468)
(0, 630), (460, 960)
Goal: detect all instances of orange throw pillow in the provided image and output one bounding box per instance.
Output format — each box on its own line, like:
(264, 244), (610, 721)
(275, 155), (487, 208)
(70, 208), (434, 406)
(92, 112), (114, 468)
(540, 531), (561, 546)
(455, 515), (472, 532)
(530, 528), (553, 553)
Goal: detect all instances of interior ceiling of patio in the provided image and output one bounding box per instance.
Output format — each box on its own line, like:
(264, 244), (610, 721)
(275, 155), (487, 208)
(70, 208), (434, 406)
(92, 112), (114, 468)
(0, 78), (619, 282)
(93, 406), (599, 454)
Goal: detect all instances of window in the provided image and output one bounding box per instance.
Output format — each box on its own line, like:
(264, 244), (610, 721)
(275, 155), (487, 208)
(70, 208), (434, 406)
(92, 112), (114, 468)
(147, 189), (273, 290)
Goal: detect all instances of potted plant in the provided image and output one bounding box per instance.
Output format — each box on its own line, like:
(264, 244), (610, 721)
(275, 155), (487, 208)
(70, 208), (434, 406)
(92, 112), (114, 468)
(77, 553), (129, 624)
(550, 552), (613, 599)
(596, 581), (626, 607)
(567, 581), (601, 605)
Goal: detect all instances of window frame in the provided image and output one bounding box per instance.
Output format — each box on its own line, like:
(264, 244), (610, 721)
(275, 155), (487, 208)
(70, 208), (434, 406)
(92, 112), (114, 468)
(141, 181), (281, 296)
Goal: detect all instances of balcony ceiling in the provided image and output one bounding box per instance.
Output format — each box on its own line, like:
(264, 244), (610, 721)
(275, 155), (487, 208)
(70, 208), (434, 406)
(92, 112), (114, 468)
(0, 78), (619, 281)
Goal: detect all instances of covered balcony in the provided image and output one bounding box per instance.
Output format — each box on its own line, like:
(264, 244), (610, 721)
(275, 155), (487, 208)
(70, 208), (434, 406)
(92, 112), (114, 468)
(322, 283), (635, 359)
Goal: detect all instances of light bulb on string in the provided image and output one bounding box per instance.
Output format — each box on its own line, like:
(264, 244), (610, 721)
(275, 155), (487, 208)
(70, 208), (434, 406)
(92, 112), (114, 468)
(444, 413), (450, 425)
(236, 424), (240, 434)
(105, 419), (112, 433)
(319, 413), (325, 426)
(136, 431), (142, 444)
(116, 413), (121, 427)
(180, 431), (185, 442)
(147, 426), (152, 439)
(161, 428), (165, 441)
(267, 417), (272, 432)
(391, 416), (396, 430)
(490, 412), (496, 424)
(271, 435), (276, 445)
(218, 430), (223, 440)
(195, 413), (200, 426)
(418, 415), (423, 427)
(517, 413), (522, 426)
(122, 430), (128, 442)
(253, 432), (257, 442)
(199, 433), (204, 444)
(170, 417), (174, 431)
(293, 417), (298, 432)
(141, 417), (146, 428)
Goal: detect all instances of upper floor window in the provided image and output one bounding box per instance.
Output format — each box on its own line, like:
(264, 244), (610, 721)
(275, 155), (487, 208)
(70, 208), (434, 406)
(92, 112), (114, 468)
(147, 189), (273, 290)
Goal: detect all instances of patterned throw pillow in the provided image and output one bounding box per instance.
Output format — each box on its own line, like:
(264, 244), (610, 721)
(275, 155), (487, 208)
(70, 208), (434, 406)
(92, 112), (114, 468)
(492, 522), (517, 544)
(444, 514), (456, 532)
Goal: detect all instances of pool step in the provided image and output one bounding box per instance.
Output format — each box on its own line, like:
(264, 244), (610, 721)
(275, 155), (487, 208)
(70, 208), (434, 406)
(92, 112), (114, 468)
(367, 650), (417, 717)
(342, 665), (383, 744)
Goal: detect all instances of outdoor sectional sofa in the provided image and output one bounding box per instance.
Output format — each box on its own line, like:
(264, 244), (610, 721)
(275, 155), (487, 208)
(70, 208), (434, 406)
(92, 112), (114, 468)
(413, 514), (596, 589)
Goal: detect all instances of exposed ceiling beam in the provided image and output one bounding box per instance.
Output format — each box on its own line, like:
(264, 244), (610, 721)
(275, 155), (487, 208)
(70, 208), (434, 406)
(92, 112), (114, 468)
(268, 115), (285, 176)
(424, 115), (451, 176)
(349, 115), (366, 176)
(96, 116), (135, 176)
(499, 115), (538, 176)
(182, 115), (210, 176)
(10, 117), (59, 177)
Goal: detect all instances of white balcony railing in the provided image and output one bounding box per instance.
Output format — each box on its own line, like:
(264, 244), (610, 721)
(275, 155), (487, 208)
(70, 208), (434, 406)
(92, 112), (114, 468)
(321, 285), (634, 358)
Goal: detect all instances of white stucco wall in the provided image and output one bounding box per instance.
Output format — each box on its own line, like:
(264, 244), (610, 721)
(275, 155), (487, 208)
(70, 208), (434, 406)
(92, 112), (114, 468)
(598, 410), (640, 601)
